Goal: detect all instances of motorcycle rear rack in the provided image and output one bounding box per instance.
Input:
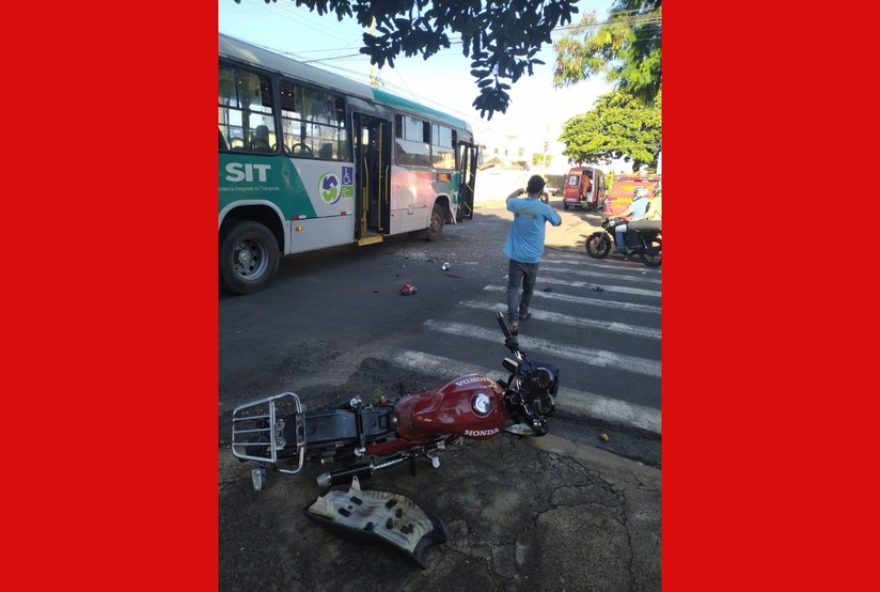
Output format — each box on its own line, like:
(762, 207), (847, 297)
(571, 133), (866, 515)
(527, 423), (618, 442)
(231, 392), (306, 474)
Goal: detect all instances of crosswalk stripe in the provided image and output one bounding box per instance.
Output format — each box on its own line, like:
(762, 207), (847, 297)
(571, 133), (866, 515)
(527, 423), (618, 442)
(539, 264), (662, 285)
(385, 349), (661, 434)
(484, 285), (661, 314)
(536, 276), (661, 298)
(423, 320), (661, 378)
(459, 300), (661, 340)
(544, 253), (661, 273)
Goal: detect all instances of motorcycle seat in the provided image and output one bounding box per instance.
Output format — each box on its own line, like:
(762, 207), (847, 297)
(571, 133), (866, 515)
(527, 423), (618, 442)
(292, 407), (395, 447)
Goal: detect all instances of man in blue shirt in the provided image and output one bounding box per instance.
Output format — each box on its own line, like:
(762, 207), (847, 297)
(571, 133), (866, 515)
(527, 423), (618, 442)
(613, 186), (650, 253)
(503, 175), (563, 335)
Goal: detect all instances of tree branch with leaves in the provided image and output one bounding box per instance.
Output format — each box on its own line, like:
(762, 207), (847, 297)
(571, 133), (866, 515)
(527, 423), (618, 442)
(553, 0), (661, 105)
(559, 90), (660, 170)
(240, 0), (581, 119)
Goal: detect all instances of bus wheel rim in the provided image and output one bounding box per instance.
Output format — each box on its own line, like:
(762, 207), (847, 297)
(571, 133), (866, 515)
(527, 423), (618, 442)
(233, 238), (269, 279)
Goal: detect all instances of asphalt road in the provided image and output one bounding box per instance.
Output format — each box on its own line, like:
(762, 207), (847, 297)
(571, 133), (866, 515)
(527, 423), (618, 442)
(220, 200), (661, 443)
(219, 200), (661, 591)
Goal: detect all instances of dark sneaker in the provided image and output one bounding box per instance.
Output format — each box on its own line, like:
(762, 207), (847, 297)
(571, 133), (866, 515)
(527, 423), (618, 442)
(509, 323), (519, 336)
(519, 312), (532, 321)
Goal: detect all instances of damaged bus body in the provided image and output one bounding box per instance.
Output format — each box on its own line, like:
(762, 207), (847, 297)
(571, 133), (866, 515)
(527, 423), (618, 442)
(219, 34), (479, 294)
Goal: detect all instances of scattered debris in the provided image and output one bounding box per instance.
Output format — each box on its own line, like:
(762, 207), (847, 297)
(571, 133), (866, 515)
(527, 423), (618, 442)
(304, 476), (447, 568)
(441, 262), (451, 271)
(400, 283), (417, 296)
(599, 433), (609, 442)
(592, 286), (604, 292)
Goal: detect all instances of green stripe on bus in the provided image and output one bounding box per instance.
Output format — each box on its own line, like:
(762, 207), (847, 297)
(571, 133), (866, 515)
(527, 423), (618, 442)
(219, 154), (317, 219)
(371, 88), (470, 131)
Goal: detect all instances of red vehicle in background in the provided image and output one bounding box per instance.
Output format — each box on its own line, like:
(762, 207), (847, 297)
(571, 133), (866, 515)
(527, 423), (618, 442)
(603, 174), (661, 216)
(562, 166), (606, 211)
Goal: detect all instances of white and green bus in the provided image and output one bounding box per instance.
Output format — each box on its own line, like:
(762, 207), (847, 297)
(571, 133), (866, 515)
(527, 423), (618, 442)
(219, 34), (479, 294)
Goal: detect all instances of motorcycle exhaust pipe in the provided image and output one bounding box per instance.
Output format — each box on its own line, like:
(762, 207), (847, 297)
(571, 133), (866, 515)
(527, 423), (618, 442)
(316, 455), (407, 488)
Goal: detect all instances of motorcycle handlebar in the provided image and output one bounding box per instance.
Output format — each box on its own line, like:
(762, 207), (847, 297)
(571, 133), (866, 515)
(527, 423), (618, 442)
(495, 312), (521, 355)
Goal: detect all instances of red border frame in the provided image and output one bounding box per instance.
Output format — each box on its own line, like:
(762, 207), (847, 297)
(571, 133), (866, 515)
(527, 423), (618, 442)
(664, 2), (878, 590)
(5, 3), (217, 590)
(7, 2), (879, 589)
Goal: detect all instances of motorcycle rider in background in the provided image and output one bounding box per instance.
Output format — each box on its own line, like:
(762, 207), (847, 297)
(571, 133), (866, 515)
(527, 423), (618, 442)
(627, 184), (662, 249)
(613, 186), (650, 254)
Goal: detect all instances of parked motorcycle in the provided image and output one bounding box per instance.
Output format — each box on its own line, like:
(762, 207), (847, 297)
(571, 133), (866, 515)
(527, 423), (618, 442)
(585, 217), (662, 267)
(231, 312), (560, 491)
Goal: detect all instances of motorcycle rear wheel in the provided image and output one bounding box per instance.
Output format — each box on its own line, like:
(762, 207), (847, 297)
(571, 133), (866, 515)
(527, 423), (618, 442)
(641, 238), (662, 267)
(586, 233), (612, 258)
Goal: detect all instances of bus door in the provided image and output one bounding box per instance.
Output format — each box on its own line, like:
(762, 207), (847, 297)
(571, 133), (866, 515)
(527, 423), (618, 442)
(353, 113), (391, 244)
(456, 142), (479, 222)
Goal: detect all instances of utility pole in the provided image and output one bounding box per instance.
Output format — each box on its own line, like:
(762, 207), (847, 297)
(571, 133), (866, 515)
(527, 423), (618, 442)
(369, 17), (378, 88)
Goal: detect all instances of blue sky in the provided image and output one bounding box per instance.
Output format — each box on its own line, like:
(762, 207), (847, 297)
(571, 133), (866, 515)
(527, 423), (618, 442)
(219, 0), (613, 148)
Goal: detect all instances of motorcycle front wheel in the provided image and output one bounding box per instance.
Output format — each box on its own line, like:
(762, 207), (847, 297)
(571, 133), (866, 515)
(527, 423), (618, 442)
(641, 238), (662, 267)
(586, 233), (612, 258)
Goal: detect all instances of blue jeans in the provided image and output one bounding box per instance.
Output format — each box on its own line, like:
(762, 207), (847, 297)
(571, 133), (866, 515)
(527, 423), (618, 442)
(507, 259), (539, 323)
(615, 223), (628, 250)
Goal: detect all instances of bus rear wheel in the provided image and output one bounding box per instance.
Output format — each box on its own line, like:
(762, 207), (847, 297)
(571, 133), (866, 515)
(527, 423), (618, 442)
(220, 220), (280, 294)
(426, 203), (445, 242)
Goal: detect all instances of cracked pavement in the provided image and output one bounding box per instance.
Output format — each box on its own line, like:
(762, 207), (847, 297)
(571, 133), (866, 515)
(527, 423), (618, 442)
(220, 426), (659, 592)
(220, 203), (660, 590)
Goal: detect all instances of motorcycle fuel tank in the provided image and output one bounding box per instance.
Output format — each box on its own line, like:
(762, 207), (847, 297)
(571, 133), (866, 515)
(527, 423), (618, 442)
(394, 374), (508, 441)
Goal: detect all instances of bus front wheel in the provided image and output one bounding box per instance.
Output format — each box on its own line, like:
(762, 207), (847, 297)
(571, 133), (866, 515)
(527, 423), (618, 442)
(220, 220), (280, 294)
(426, 203), (445, 242)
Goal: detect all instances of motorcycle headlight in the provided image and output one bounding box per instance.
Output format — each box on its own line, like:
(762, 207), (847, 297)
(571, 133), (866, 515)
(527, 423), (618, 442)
(527, 368), (553, 392)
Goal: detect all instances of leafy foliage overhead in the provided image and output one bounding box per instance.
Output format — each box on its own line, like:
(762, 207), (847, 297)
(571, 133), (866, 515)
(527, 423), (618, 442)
(239, 0), (580, 119)
(558, 90), (660, 169)
(554, 0), (661, 104)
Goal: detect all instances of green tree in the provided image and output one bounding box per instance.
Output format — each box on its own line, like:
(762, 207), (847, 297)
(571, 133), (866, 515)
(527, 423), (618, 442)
(553, 0), (661, 105)
(558, 90), (660, 170)
(240, 0), (581, 119)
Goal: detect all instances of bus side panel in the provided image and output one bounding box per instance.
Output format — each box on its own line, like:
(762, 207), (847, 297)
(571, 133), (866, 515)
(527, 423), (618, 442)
(289, 159), (357, 219)
(287, 216), (357, 254)
(287, 159), (357, 252)
(389, 167), (435, 234)
(432, 171), (460, 213)
(219, 153), (317, 220)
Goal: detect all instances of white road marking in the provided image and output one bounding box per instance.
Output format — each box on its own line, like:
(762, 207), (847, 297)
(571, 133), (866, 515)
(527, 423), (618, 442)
(459, 300), (661, 340)
(544, 253), (661, 274)
(536, 276), (661, 298)
(540, 264), (662, 285)
(423, 320), (661, 378)
(484, 285), (661, 315)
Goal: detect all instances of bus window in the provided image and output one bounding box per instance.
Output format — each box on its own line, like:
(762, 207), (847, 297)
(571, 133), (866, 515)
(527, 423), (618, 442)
(394, 115), (430, 167)
(218, 65), (276, 153)
(280, 81), (349, 159)
(431, 123), (455, 170)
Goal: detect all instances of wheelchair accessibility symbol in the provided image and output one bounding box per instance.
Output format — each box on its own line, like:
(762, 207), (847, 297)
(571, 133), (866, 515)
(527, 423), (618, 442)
(341, 166), (353, 186)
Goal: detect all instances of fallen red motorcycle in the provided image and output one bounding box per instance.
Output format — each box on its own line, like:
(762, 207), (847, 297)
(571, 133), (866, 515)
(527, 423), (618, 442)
(231, 312), (560, 491)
